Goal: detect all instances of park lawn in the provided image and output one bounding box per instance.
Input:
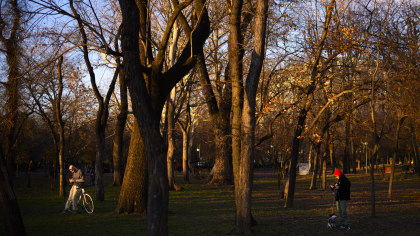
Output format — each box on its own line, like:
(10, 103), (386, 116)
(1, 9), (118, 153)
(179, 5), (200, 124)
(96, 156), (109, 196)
(1, 168), (420, 236)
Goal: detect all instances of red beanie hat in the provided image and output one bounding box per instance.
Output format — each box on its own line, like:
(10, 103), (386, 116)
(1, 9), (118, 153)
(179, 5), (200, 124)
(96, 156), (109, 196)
(334, 169), (342, 176)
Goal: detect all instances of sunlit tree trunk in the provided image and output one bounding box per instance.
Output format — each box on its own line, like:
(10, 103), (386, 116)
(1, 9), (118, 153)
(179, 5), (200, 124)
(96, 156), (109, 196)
(167, 20), (182, 191)
(234, 0), (268, 234)
(115, 119), (147, 214)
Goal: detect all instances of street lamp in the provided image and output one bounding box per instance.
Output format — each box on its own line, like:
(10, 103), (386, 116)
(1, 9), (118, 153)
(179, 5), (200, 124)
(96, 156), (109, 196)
(197, 144), (200, 160)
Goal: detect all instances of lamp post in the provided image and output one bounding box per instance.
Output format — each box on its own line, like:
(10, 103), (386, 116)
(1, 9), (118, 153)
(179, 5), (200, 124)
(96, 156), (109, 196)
(197, 144), (200, 160)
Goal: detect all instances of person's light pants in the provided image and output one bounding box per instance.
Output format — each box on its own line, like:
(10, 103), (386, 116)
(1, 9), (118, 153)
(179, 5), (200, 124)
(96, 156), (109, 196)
(64, 185), (81, 211)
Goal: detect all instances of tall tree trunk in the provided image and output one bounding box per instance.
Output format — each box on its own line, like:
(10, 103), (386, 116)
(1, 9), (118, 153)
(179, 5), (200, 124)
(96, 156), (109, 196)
(343, 116), (351, 174)
(370, 134), (380, 218)
(329, 140), (336, 174)
(181, 128), (190, 184)
(177, 94), (192, 184)
(166, 20), (181, 191)
(112, 68), (127, 186)
(95, 130), (106, 201)
(308, 145), (313, 172)
(309, 143), (321, 190)
(234, 0), (268, 234)
(115, 119), (148, 214)
(410, 124), (419, 174)
(195, 54), (233, 186)
(118, 0), (210, 233)
(285, 0), (336, 207)
(285, 93), (314, 207)
(167, 91), (177, 190)
(70, 0), (120, 202)
(56, 56), (66, 197)
(1, 0), (22, 181)
(388, 116), (406, 199)
(351, 131), (356, 173)
(0, 143), (27, 236)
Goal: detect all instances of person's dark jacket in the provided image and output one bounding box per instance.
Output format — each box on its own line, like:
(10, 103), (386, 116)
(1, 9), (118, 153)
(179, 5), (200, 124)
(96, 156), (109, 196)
(331, 174), (351, 201)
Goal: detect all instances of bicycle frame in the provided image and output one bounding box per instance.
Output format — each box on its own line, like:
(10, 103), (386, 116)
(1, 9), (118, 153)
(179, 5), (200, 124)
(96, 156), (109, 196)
(77, 188), (86, 205)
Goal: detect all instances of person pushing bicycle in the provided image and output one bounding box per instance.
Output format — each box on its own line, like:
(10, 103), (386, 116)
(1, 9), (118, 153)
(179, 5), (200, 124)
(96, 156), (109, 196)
(60, 165), (84, 214)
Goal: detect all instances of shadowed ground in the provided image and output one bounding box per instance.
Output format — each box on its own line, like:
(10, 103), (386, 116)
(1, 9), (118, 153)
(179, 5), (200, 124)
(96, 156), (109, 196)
(1, 168), (419, 236)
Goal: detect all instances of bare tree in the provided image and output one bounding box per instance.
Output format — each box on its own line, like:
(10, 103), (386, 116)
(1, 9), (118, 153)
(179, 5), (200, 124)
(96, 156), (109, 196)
(118, 0), (210, 233)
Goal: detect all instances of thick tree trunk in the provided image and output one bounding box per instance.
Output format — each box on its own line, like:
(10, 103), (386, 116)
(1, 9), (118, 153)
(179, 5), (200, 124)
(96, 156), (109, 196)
(118, 0), (210, 233)
(1, 0), (22, 182)
(95, 130), (106, 201)
(234, 0), (267, 234)
(195, 53), (233, 186)
(0, 143), (27, 236)
(182, 130), (190, 184)
(112, 68), (127, 186)
(207, 123), (233, 185)
(115, 119), (147, 214)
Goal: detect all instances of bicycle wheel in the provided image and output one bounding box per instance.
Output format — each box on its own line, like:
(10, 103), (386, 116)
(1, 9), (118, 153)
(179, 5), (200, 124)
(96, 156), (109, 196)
(83, 194), (94, 214)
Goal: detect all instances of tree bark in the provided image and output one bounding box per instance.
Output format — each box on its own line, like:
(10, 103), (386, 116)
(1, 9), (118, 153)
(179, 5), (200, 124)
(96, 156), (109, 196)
(233, 0), (268, 234)
(166, 20), (182, 191)
(0, 142), (27, 236)
(195, 52), (232, 186)
(309, 143), (321, 190)
(1, 0), (22, 181)
(285, 0), (336, 207)
(56, 56), (66, 197)
(115, 119), (148, 214)
(308, 145), (313, 172)
(112, 68), (128, 186)
(177, 90), (192, 184)
(343, 116), (351, 174)
(69, 0), (120, 201)
(388, 115), (406, 199)
(118, 0), (210, 233)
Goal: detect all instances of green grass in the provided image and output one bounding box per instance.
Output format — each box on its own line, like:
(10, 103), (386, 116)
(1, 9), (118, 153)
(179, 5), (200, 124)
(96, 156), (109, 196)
(1, 170), (420, 236)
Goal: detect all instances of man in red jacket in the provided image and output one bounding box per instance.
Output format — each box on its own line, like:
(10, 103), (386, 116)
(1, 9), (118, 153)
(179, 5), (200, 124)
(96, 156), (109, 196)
(330, 168), (351, 230)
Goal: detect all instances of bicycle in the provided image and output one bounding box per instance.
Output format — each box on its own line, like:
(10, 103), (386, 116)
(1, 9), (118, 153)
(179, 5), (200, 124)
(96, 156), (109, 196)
(65, 187), (94, 214)
(77, 187), (94, 214)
